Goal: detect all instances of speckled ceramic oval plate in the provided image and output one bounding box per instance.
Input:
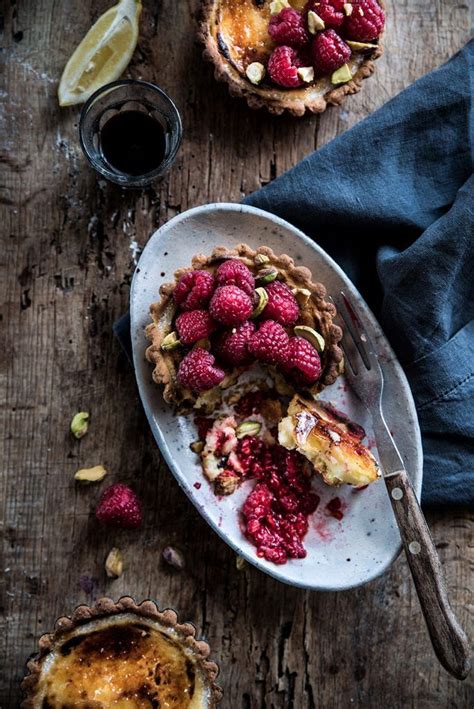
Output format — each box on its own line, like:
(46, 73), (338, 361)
(130, 203), (423, 591)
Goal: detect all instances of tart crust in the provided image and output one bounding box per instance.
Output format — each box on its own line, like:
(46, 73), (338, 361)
(199, 0), (384, 116)
(145, 243), (343, 412)
(21, 596), (223, 708)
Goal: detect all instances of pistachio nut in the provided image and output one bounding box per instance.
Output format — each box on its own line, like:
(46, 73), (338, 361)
(292, 287), (312, 307)
(269, 0), (290, 14)
(294, 325), (325, 352)
(70, 411), (89, 439)
(308, 10), (325, 33)
(331, 63), (353, 85)
(297, 66), (315, 83)
(190, 440), (204, 454)
(346, 40), (378, 50)
(246, 62), (265, 85)
(105, 547), (123, 578)
(251, 287), (269, 319)
(254, 253), (270, 266)
(236, 555), (246, 571)
(74, 465), (107, 483)
(161, 331), (181, 351)
(256, 267), (278, 285)
(236, 420), (262, 439)
(162, 546), (185, 570)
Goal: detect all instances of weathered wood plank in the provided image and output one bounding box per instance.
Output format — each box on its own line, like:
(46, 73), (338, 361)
(1, 0), (472, 706)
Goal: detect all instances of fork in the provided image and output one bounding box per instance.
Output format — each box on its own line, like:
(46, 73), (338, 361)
(333, 291), (471, 681)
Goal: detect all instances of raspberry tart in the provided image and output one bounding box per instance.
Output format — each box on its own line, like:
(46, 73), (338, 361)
(21, 597), (222, 708)
(145, 243), (344, 412)
(200, 0), (385, 116)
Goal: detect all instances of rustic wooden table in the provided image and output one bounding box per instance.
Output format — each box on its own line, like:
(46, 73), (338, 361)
(1, 1), (473, 706)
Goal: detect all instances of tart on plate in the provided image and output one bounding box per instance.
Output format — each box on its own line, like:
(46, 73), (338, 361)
(200, 0), (385, 116)
(21, 596), (222, 708)
(145, 243), (344, 413)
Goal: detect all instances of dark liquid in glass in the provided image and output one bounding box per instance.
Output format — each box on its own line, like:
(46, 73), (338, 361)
(100, 111), (166, 176)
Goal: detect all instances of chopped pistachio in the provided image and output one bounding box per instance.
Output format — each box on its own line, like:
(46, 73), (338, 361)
(254, 253), (270, 266)
(105, 547), (123, 578)
(346, 40), (378, 50)
(236, 555), (246, 571)
(294, 325), (325, 352)
(70, 411), (89, 439)
(343, 2), (353, 16)
(251, 287), (269, 319)
(162, 546), (185, 570)
(256, 267), (278, 285)
(308, 10), (325, 34)
(269, 0), (290, 14)
(297, 66), (315, 83)
(195, 338), (211, 350)
(246, 62), (265, 85)
(74, 465), (107, 483)
(161, 331), (181, 351)
(236, 421), (262, 439)
(331, 63), (353, 85)
(190, 440), (204, 454)
(292, 287), (312, 307)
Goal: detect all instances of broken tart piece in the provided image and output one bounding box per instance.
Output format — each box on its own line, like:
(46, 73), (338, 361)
(200, 0), (385, 116)
(145, 243), (343, 414)
(278, 394), (380, 486)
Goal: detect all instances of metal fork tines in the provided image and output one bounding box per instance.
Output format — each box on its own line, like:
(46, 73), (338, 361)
(331, 290), (405, 476)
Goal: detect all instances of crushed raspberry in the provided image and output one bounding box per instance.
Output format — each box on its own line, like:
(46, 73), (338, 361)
(325, 496), (345, 520)
(306, 0), (344, 28)
(177, 348), (225, 392)
(242, 448), (320, 564)
(175, 310), (216, 345)
(248, 320), (290, 366)
(284, 336), (322, 383)
(269, 8), (309, 48)
(263, 281), (299, 326)
(209, 285), (253, 327)
(345, 0), (385, 41)
(173, 270), (215, 311)
(267, 45), (304, 88)
(234, 391), (266, 417)
(312, 29), (351, 74)
(194, 416), (214, 440)
(216, 259), (255, 297)
(96, 483), (142, 529)
(214, 321), (256, 366)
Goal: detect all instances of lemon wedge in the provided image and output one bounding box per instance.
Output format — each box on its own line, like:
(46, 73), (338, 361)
(58, 0), (142, 107)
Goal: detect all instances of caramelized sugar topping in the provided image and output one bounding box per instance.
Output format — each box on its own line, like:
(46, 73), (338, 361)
(36, 618), (207, 708)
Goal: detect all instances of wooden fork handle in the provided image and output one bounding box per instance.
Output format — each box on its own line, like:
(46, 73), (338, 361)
(385, 469), (471, 680)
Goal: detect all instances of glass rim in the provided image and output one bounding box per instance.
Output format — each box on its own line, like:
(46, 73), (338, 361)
(78, 79), (183, 188)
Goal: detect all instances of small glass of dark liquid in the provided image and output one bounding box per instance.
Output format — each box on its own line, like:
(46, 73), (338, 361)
(79, 80), (182, 188)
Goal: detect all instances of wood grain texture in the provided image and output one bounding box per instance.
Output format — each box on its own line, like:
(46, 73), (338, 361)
(1, 1), (472, 707)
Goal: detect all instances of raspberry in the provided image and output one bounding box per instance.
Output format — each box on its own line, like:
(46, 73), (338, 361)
(267, 46), (304, 88)
(173, 270), (215, 311)
(178, 348), (225, 391)
(96, 483), (142, 529)
(216, 259), (255, 296)
(263, 281), (299, 326)
(248, 320), (290, 366)
(268, 8), (309, 48)
(306, 0), (344, 28)
(213, 321), (256, 366)
(312, 29), (351, 74)
(284, 336), (321, 383)
(175, 310), (216, 345)
(345, 0), (385, 41)
(209, 285), (253, 327)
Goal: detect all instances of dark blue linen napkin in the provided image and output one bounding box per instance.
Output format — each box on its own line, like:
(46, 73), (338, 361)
(116, 41), (474, 506)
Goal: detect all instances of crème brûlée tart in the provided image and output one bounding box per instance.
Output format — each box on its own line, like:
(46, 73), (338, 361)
(21, 597), (222, 708)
